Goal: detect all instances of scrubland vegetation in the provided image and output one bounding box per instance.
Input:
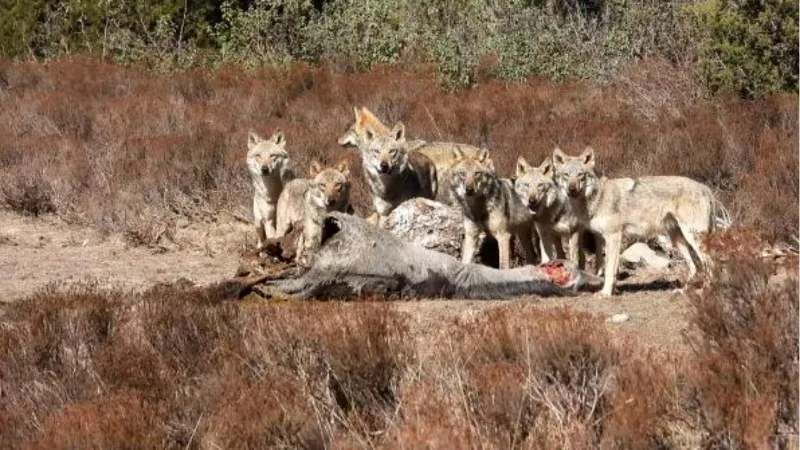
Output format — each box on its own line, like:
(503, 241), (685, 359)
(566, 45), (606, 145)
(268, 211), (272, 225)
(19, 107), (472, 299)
(0, 236), (796, 448)
(0, 59), (796, 247)
(0, 1), (797, 448)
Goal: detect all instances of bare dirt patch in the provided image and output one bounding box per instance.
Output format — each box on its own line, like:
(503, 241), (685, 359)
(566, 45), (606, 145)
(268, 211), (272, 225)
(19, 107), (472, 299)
(0, 211), (247, 301)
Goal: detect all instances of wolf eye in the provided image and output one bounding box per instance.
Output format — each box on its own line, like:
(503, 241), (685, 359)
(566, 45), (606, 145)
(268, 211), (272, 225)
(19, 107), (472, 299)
(334, 182), (343, 190)
(389, 148), (397, 155)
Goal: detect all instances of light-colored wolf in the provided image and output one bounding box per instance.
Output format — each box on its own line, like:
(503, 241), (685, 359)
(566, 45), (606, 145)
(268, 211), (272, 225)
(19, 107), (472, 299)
(275, 160), (352, 263)
(337, 106), (480, 191)
(552, 147), (728, 296)
(247, 130), (295, 251)
(360, 122), (438, 226)
(514, 155), (584, 266)
(449, 147), (538, 269)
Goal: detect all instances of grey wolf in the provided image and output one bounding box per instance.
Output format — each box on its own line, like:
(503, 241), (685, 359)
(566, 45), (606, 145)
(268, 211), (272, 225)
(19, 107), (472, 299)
(552, 147), (728, 296)
(247, 130), (295, 251)
(449, 146), (537, 269)
(359, 122), (438, 226)
(338, 106), (480, 200)
(514, 155), (585, 266)
(275, 160), (352, 263)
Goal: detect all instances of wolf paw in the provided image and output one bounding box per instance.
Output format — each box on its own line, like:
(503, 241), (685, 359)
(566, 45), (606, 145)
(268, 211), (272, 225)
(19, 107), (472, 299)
(595, 289), (614, 298)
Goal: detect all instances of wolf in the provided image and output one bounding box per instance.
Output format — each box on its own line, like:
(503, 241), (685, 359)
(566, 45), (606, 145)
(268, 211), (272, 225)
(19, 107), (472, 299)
(275, 160), (352, 263)
(514, 155), (584, 266)
(247, 130), (295, 251)
(552, 147), (728, 296)
(449, 147), (537, 269)
(338, 106), (479, 198)
(359, 122), (438, 226)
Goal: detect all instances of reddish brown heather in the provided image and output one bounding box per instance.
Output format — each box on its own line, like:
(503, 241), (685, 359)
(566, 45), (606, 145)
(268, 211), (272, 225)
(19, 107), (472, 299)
(0, 58), (796, 245)
(0, 240), (796, 449)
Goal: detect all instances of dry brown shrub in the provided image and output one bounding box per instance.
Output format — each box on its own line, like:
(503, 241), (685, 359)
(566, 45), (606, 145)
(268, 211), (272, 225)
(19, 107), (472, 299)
(23, 391), (163, 450)
(204, 372), (325, 450)
(443, 306), (621, 448)
(0, 174), (56, 217)
(0, 59), (795, 245)
(686, 230), (799, 448)
(0, 271), (796, 448)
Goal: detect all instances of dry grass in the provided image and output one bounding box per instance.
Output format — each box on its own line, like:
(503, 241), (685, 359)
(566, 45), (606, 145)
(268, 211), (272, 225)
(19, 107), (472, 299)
(0, 58), (796, 246)
(0, 238), (795, 449)
(0, 58), (796, 447)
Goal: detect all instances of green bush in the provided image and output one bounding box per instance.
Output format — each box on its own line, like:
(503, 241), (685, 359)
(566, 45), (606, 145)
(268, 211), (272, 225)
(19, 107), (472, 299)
(690, 0), (799, 97)
(1, 0), (796, 95)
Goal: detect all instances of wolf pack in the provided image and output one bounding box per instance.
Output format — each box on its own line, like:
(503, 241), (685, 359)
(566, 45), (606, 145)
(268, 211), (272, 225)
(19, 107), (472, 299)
(247, 107), (730, 297)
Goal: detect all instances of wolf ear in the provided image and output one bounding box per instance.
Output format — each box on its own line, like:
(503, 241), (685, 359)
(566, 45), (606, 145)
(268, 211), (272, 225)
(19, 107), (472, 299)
(364, 126), (376, 143)
(451, 145), (465, 161)
(540, 157), (553, 175)
(516, 156), (532, 177)
(391, 122), (405, 142)
(358, 106), (371, 128)
(336, 160), (350, 179)
(247, 131), (262, 150)
(309, 160), (323, 178)
(478, 148), (495, 171)
(581, 147), (595, 168)
(269, 131), (286, 147)
(552, 147), (567, 167)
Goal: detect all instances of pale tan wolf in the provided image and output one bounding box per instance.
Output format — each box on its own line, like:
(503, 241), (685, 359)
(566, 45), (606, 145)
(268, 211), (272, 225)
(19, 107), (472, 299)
(275, 160), (352, 263)
(247, 130), (295, 251)
(449, 147), (538, 269)
(359, 122), (438, 226)
(514, 155), (585, 266)
(338, 106), (480, 194)
(552, 147), (729, 296)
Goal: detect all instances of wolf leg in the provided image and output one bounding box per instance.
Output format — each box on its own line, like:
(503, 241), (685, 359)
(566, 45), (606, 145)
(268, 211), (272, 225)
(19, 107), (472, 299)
(516, 226), (538, 265)
(462, 219), (480, 264)
(497, 231), (512, 270)
(600, 233), (621, 296)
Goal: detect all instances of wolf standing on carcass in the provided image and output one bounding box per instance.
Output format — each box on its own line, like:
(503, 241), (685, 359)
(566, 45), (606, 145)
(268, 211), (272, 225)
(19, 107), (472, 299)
(358, 122), (438, 226)
(551, 147), (728, 296)
(247, 130), (295, 252)
(449, 147), (538, 269)
(338, 106), (482, 203)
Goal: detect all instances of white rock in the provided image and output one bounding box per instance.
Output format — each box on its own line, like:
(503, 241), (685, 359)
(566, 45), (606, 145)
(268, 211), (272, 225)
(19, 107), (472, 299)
(384, 198), (465, 258)
(608, 313), (630, 324)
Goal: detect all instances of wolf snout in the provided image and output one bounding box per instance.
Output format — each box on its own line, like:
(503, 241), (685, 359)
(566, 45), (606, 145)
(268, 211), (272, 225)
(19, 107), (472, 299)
(261, 166), (270, 175)
(465, 186), (475, 196)
(326, 197), (337, 207)
(379, 162), (391, 173)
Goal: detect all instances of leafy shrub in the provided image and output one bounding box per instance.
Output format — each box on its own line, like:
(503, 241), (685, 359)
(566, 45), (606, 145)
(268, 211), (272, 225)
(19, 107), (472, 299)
(5, 0), (796, 94)
(690, 0), (799, 97)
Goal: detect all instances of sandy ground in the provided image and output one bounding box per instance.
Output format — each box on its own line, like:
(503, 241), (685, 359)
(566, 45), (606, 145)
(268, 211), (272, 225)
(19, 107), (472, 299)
(0, 211), (243, 301)
(0, 211), (693, 352)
